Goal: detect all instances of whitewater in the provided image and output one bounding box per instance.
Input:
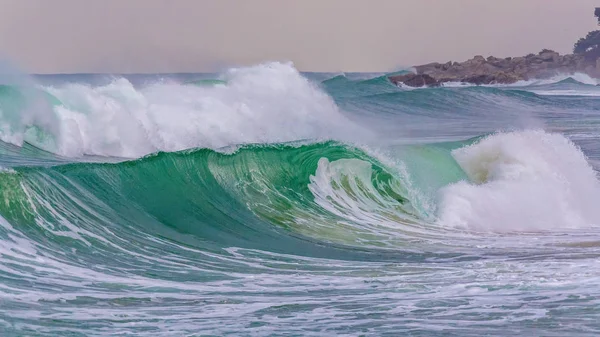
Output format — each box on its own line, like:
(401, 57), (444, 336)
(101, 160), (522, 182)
(2, 62), (600, 336)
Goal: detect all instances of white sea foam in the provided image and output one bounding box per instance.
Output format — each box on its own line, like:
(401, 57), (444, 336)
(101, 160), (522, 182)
(530, 89), (600, 97)
(2, 62), (362, 158)
(437, 130), (600, 232)
(309, 158), (418, 226)
(439, 73), (600, 88)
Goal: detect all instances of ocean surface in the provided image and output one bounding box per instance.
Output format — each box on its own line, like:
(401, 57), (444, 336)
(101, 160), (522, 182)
(2, 62), (600, 336)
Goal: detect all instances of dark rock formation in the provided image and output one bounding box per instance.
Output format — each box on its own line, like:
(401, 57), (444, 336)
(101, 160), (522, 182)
(388, 74), (440, 87)
(389, 49), (600, 87)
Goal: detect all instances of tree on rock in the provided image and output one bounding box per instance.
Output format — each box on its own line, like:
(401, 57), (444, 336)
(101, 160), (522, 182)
(573, 30), (600, 59)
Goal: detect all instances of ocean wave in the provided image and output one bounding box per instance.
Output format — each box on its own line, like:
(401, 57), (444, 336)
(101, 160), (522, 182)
(0, 62), (364, 158)
(1, 129), (597, 260)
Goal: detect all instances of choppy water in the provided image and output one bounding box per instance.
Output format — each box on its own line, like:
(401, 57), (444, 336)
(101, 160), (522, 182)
(1, 62), (600, 336)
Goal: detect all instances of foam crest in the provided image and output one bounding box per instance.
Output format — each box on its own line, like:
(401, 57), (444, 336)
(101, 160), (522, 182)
(37, 62), (359, 157)
(438, 130), (600, 232)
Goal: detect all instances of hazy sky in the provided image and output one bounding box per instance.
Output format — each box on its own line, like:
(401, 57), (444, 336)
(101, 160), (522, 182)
(0, 0), (598, 73)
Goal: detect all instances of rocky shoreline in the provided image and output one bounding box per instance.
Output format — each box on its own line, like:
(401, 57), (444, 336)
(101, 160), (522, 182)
(389, 50), (600, 87)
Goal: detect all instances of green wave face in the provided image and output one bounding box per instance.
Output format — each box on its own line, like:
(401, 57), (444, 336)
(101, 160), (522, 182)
(0, 141), (468, 256)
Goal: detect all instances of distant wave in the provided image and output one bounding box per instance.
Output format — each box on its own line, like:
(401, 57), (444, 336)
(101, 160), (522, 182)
(0, 63), (363, 157)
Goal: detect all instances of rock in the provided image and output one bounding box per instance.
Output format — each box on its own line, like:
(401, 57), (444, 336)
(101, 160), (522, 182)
(441, 61), (452, 71)
(460, 74), (495, 85)
(473, 55), (485, 62)
(561, 55), (574, 66)
(414, 62), (441, 74)
(481, 63), (501, 72)
(459, 72), (521, 85)
(539, 50), (560, 62)
(529, 56), (544, 64)
(512, 56), (525, 64)
(490, 72), (520, 84)
(389, 73), (439, 87)
(390, 50), (599, 87)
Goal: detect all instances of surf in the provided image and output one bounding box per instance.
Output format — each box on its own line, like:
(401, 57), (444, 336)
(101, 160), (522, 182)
(3, 62), (600, 335)
(2, 129), (598, 258)
(438, 130), (600, 232)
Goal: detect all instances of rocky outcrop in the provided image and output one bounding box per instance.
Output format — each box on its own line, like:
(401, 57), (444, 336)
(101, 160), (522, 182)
(389, 50), (600, 87)
(389, 74), (439, 87)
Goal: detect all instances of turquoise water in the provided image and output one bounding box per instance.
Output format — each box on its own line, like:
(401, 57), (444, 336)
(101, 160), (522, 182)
(2, 63), (600, 335)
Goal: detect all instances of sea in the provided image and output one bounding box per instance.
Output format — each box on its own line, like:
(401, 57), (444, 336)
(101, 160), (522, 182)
(1, 62), (600, 336)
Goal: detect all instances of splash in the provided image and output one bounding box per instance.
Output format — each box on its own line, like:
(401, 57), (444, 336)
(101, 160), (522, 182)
(3, 62), (363, 157)
(438, 130), (600, 232)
